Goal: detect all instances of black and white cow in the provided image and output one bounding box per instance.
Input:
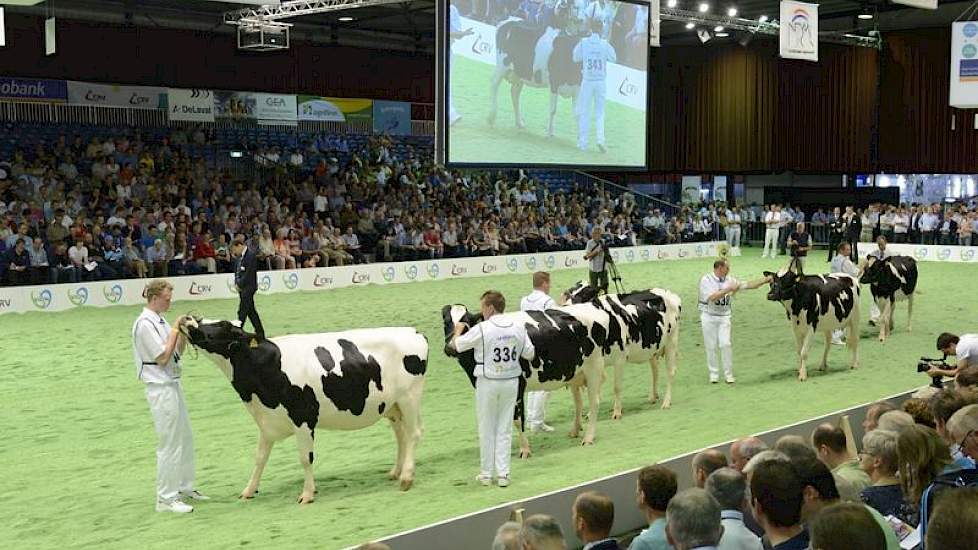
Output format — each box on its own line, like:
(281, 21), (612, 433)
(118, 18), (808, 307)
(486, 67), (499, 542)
(183, 318), (427, 503)
(860, 255), (918, 343)
(489, 0), (582, 137)
(442, 288), (680, 456)
(764, 261), (860, 381)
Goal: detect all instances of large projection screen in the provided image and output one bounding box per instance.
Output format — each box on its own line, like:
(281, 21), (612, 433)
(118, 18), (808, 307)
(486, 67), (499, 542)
(444, 0), (649, 168)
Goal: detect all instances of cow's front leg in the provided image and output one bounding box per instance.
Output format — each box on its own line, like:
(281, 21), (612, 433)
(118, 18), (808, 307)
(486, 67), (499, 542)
(569, 382), (583, 439)
(648, 356), (660, 405)
(511, 81), (526, 129)
(294, 427), (316, 504)
(796, 329), (812, 381)
(611, 360), (624, 420)
(397, 397), (423, 490)
(661, 343), (678, 409)
(582, 362), (603, 445)
(241, 431), (274, 499)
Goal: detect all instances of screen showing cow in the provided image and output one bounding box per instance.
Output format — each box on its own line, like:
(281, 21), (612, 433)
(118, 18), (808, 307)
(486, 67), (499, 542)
(445, 0), (649, 168)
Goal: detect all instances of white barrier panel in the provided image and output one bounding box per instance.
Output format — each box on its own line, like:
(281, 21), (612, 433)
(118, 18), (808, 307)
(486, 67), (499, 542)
(858, 241), (978, 263)
(0, 242), (733, 316)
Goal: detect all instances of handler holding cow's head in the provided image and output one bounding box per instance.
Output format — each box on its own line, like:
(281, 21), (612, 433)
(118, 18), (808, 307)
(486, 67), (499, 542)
(132, 279), (207, 514)
(449, 290), (535, 488)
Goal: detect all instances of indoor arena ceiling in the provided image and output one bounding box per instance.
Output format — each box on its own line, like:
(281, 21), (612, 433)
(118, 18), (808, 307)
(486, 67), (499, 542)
(4, 0), (978, 51)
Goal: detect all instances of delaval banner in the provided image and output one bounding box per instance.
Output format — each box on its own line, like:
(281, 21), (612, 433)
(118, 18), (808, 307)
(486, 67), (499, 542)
(950, 22), (978, 108)
(255, 93), (297, 122)
(779, 1), (819, 62)
(67, 81), (167, 110)
(372, 100), (411, 135)
(167, 88), (215, 122)
(0, 77), (67, 102)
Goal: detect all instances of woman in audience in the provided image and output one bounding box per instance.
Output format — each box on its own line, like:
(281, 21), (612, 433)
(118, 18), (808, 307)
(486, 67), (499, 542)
(859, 429), (914, 523)
(273, 231), (296, 270)
(897, 424), (962, 533)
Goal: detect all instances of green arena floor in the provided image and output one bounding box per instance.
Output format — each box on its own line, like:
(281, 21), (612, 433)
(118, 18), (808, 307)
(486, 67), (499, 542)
(0, 253), (963, 549)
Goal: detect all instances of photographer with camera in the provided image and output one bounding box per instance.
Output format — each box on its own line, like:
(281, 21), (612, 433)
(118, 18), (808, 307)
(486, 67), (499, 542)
(928, 333), (978, 382)
(787, 222), (811, 273)
(584, 227), (609, 294)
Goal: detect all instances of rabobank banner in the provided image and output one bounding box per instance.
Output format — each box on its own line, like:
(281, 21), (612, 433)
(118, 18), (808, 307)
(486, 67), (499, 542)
(373, 100), (411, 135)
(0, 242), (735, 315)
(67, 81), (167, 110)
(297, 95), (373, 123)
(0, 77), (67, 102)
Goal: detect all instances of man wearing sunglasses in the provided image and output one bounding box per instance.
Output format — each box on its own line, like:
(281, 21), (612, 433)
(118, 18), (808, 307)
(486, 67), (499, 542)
(948, 405), (978, 463)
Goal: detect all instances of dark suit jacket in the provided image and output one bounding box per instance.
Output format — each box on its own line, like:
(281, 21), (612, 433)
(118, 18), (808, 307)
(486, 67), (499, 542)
(235, 247), (258, 294)
(584, 539), (622, 550)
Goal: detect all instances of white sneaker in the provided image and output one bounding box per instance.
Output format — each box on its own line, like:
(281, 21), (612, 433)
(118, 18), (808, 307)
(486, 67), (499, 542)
(725, 376), (736, 384)
(497, 476), (511, 488)
(156, 499), (193, 513)
(180, 490), (210, 501)
(476, 474), (492, 486)
(832, 338), (845, 346)
(530, 423), (555, 433)
(709, 375), (719, 384)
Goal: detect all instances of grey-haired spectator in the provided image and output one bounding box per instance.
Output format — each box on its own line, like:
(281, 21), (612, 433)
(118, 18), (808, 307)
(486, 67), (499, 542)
(665, 488), (723, 550)
(705, 468), (762, 550)
(519, 514), (567, 550)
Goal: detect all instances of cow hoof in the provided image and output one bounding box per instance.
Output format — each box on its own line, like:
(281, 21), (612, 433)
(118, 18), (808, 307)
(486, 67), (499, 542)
(851, 363), (859, 370)
(239, 489), (257, 500)
(297, 493), (315, 504)
(611, 410), (622, 420)
(581, 438), (594, 446)
(798, 373), (808, 382)
(660, 400), (672, 410)
(399, 478), (414, 491)
(519, 450), (532, 459)
(819, 364), (828, 372)
(648, 395), (659, 405)
(388, 468), (401, 481)
(568, 430), (580, 439)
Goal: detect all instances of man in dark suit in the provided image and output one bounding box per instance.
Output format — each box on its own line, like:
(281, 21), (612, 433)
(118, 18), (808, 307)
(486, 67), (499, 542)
(843, 207), (861, 262)
(572, 491), (621, 549)
(827, 207), (845, 263)
(233, 235), (265, 339)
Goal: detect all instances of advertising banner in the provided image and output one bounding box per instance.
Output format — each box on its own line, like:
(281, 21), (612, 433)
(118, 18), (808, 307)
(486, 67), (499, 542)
(255, 93), (297, 121)
(167, 88), (215, 122)
(372, 100), (412, 135)
(0, 242), (735, 315)
(297, 95), (373, 123)
(214, 90), (257, 119)
(859, 242), (978, 263)
(67, 81), (166, 110)
(0, 76), (67, 102)
(951, 22), (978, 108)
(779, 1), (819, 62)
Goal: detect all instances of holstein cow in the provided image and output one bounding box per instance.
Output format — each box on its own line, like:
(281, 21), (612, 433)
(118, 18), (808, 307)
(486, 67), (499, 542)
(489, 0), (582, 137)
(764, 260), (860, 381)
(860, 255), (918, 343)
(559, 281), (681, 409)
(442, 288), (680, 456)
(182, 318), (427, 503)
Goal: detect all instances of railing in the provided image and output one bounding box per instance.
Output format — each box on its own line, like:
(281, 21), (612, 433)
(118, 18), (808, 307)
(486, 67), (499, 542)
(573, 171), (681, 218)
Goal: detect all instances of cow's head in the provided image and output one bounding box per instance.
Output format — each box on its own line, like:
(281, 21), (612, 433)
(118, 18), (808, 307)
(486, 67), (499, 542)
(558, 280), (599, 305)
(763, 261), (801, 302)
(859, 255), (883, 284)
(441, 304), (482, 387)
(183, 317), (255, 358)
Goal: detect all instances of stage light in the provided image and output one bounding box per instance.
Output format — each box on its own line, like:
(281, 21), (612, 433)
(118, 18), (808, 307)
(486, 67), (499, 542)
(685, 22), (695, 29)
(667, 0), (677, 7)
(758, 15), (768, 23)
(698, 3), (710, 13)
(716, 32), (729, 37)
(698, 28), (712, 43)
(857, 8), (873, 19)
(338, 16), (355, 22)
(714, 25), (724, 32)
(727, 7), (737, 17)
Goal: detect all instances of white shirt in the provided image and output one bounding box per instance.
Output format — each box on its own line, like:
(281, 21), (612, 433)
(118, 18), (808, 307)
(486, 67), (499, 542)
(132, 307), (181, 384)
(956, 334), (978, 367)
(520, 290), (555, 312)
(727, 212), (741, 224)
(869, 247), (892, 260)
(764, 211), (781, 228)
(454, 315), (534, 379)
(717, 511), (763, 550)
(920, 213), (939, 231)
(831, 254), (859, 277)
(573, 33), (617, 82)
(699, 273), (739, 316)
(893, 214), (909, 233)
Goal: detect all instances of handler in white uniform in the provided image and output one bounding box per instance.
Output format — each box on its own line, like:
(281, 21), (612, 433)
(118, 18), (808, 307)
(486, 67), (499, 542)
(830, 242), (860, 345)
(762, 206), (782, 258)
(867, 236), (893, 326)
(132, 279), (207, 513)
(573, 18), (617, 153)
(452, 291), (535, 488)
(699, 259), (767, 384)
(520, 272), (557, 433)
(726, 207), (742, 249)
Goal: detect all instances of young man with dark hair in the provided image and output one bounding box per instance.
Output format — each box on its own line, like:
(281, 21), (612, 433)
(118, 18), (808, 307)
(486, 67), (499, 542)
(572, 491), (619, 550)
(630, 465), (677, 550)
(233, 234), (264, 340)
(749, 460), (808, 550)
(808, 502), (886, 550)
(811, 423), (871, 497)
(929, 332), (978, 379)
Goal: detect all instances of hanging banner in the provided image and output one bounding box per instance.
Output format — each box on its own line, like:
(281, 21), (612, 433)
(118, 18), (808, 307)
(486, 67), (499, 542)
(779, 1), (819, 62)
(214, 90), (257, 119)
(372, 100), (411, 135)
(892, 0), (937, 8)
(0, 77), (67, 102)
(951, 22), (978, 108)
(681, 176), (701, 204)
(255, 93), (297, 121)
(167, 88), (215, 122)
(1, 8), (6, 48)
(297, 95), (373, 123)
(649, 0), (660, 48)
(67, 81), (166, 110)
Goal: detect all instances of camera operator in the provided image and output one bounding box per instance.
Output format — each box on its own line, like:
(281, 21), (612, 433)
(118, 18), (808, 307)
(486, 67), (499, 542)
(787, 222), (811, 273)
(929, 333), (978, 381)
(584, 227), (608, 294)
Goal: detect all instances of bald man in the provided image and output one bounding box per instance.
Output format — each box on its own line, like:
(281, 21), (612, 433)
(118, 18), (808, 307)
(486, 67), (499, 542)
(692, 449), (729, 488)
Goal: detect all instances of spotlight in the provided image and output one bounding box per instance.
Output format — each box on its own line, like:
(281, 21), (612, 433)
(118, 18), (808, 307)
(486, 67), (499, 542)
(727, 7), (737, 17)
(716, 32), (729, 37)
(685, 22), (695, 29)
(697, 28), (712, 43)
(758, 15), (768, 23)
(857, 8), (873, 20)
(714, 25), (724, 32)
(338, 16), (355, 22)
(698, 3), (710, 13)
(667, 0), (677, 7)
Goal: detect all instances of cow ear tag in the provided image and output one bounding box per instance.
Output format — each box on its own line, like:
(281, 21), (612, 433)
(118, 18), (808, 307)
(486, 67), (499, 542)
(249, 338), (259, 348)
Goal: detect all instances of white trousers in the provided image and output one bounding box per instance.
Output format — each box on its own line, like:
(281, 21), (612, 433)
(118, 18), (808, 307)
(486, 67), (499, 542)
(577, 80), (606, 150)
(701, 313), (733, 379)
(475, 376), (519, 478)
(727, 226), (741, 248)
(526, 390), (550, 428)
(146, 382), (195, 502)
(763, 228), (779, 257)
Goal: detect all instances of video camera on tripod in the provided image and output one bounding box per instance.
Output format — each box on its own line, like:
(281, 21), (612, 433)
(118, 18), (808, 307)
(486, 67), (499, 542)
(600, 237), (624, 294)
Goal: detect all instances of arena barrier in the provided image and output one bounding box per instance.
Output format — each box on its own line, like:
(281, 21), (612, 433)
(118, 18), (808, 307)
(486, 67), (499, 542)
(0, 241), (736, 315)
(857, 241), (978, 262)
(362, 388), (917, 550)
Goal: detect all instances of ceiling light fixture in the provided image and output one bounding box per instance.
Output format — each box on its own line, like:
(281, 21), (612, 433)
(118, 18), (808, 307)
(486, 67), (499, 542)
(686, 22), (696, 29)
(667, 0), (678, 7)
(716, 32), (729, 37)
(857, 8), (873, 20)
(758, 15), (768, 23)
(727, 7), (737, 17)
(698, 3), (710, 13)
(714, 25), (724, 32)
(338, 16), (354, 22)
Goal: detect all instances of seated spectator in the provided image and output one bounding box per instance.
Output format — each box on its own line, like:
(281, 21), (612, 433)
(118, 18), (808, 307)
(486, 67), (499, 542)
(630, 464), (676, 550)
(812, 423), (871, 500)
(808, 502), (886, 550)
(122, 237), (147, 278)
(572, 491), (620, 550)
(422, 224), (444, 259)
(929, 389), (977, 469)
(342, 226), (366, 264)
(774, 435), (817, 464)
(859, 430), (914, 523)
(493, 521), (521, 550)
(896, 424), (962, 537)
(692, 449), (728, 489)
(27, 237), (50, 285)
(50, 243), (78, 283)
(273, 233), (296, 270)
(193, 233), (217, 274)
(257, 229), (276, 270)
(329, 227), (355, 265)
(876, 410), (915, 433)
(300, 231), (325, 268)
(729, 437), (768, 472)
(145, 238), (168, 277)
(749, 460), (808, 550)
(704, 468), (762, 550)
(862, 401), (898, 433)
(6, 238), (30, 285)
(287, 229), (305, 268)
(214, 234), (232, 273)
(519, 514), (566, 550)
(924, 488), (978, 550)
(957, 365), (978, 389)
(664, 488), (723, 550)
(103, 236), (125, 278)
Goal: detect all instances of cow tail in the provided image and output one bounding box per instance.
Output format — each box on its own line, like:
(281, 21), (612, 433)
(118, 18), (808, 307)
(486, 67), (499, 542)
(516, 375), (527, 433)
